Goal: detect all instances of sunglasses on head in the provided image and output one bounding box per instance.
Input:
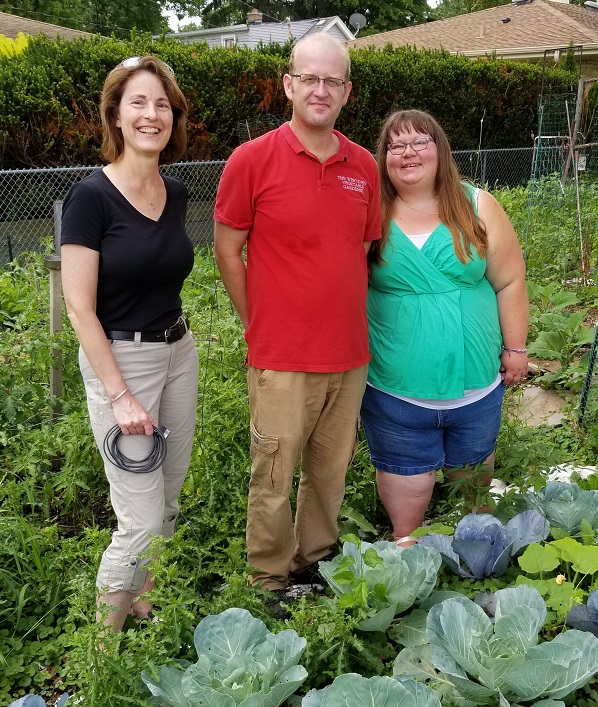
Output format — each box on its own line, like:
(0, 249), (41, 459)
(118, 56), (175, 75)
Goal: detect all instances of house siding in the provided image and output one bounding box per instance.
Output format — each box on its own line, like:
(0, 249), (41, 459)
(163, 17), (353, 49)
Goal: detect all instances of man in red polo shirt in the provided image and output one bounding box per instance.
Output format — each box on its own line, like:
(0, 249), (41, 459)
(214, 33), (381, 617)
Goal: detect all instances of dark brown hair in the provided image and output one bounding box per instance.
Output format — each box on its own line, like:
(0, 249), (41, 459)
(369, 109), (487, 266)
(100, 56), (187, 165)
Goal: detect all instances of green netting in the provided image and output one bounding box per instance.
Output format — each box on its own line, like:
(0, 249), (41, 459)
(524, 65), (597, 282)
(529, 66), (598, 424)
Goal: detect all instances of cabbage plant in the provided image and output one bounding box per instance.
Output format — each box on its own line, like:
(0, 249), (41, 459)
(301, 673), (441, 706)
(418, 511), (548, 579)
(566, 587), (598, 638)
(8, 696), (68, 706)
(141, 607), (307, 706)
(318, 539), (441, 632)
(425, 584), (598, 704)
(524, 481), (598, 535)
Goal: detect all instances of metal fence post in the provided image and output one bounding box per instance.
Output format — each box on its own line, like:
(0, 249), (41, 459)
(44, 254), (62, 423)
(44, 200), (63, 423)
(481, 151), (488, 187)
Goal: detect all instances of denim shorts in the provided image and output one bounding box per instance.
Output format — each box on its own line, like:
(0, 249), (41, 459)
(360, 382), (505, 476)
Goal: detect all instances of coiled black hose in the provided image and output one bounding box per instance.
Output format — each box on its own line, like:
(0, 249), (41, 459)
(103, 425), (170, 473)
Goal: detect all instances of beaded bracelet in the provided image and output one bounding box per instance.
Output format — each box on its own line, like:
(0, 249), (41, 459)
(502, 346), (527, 354)
(110, 387), (129, 403)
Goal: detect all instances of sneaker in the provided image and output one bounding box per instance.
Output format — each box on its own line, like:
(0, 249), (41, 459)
(289, 554), (333, 587)
(265, 589), (292, 620)
(134, 610), (163, 625)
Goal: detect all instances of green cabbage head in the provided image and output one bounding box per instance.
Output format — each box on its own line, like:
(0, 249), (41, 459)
(141, 607), (307, 706)
(319, 540), (441, 632)
(524, 481), (598, 534)
(301, 673), (441, 706)
(426, 584), (598, 704)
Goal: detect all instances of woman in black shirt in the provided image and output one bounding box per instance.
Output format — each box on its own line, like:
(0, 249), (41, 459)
(61, 56), (198, 632)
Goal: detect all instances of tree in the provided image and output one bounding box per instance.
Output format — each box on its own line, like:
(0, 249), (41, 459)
(177, 21), (203, 30)
(169, 0), (430, 34)
(430, 0), (508, 21)
(291, 0), (430, 34)
(430, 0), (586, 21)
(0, 0), (170, 36)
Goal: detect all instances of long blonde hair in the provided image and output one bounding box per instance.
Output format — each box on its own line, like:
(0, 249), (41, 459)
(369, 109), (487, 266)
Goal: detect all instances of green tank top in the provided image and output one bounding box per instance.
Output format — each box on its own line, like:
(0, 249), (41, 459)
(367, 195), (502, 399)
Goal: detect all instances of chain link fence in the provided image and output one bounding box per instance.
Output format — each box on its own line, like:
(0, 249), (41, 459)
(0, 162), (225, 266)
(0, 146), (571, 267)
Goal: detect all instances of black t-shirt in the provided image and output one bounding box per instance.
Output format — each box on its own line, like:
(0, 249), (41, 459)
(61, 169), (194, 331)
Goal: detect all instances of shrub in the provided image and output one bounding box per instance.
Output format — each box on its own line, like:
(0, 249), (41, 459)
(0, 35), (577, 168)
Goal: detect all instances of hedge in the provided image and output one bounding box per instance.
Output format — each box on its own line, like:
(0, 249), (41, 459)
(0, 33), (577, 168)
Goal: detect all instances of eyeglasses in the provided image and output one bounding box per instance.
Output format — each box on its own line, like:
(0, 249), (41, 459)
(118, 56), (175, 75)
(289, 73), (346, 88)
(387, 137), (435, 155)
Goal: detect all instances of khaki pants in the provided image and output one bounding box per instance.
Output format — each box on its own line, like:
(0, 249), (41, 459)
(79, 332), (198, 594)
(246, 365), (368, 589)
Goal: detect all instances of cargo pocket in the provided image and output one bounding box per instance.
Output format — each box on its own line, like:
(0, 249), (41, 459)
(250, 422), (283, 494)
(99, 554), (149, 593)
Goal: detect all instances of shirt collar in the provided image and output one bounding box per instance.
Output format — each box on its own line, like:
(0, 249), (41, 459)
(280, 121), (350, 163)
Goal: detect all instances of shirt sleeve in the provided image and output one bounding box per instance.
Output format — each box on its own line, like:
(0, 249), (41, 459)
(213, 146), (256, 231)
(60, 177), (106, 251)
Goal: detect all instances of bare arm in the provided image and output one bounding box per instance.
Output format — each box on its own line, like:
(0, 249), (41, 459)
(214, 222), (250, 329)
(61, 244), (154, 435)
(479, 190), (529, 385)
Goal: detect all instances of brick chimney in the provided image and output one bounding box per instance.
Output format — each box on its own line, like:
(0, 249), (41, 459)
(247, 8), (263, 23)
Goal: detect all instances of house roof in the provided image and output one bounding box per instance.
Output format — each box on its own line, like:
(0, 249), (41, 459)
(347, 0), (598, 58)
(0, 11), (94, 40)
(162, 15), (354, 44)
(303, 16), (355, 40)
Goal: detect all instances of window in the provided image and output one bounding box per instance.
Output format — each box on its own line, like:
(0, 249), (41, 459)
(221, 35), (236, 48)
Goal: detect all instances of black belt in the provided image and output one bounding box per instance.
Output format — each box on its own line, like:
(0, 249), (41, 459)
(105, 316), (189, 344)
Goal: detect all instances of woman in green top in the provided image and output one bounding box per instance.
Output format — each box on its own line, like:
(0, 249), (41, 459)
(361, 110), (528, 546)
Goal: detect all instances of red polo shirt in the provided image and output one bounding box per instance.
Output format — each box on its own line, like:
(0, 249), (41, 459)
(214, 122), (381, 372)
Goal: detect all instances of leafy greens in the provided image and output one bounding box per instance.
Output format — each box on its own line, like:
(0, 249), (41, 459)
(524, 481), (598, 535)
(423, 584), (598, 703)
(141, 607), (307, 706)
(318, 539), (441, 632)
(418, 511), (548, 579)
(301, 673), (441, 706)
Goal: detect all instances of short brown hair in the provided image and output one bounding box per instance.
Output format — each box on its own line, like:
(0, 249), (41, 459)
(370, 109), (487, 266)
(100, 56), (187, 165)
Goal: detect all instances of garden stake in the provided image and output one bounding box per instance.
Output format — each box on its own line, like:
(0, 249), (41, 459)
(43, 254), (62, 423)
(578, 323), (598, 426)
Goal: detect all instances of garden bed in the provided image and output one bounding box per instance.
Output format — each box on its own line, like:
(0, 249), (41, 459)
(2, 226), (598, 704)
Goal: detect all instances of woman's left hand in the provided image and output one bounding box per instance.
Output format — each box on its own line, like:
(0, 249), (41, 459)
(500, 349), (528, 386)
